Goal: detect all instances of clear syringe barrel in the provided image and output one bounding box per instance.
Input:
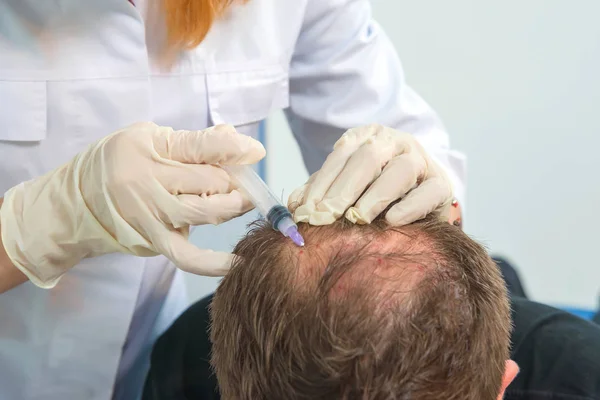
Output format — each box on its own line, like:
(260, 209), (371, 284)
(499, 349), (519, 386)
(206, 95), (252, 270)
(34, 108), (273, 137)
(221, 165), (304, 246)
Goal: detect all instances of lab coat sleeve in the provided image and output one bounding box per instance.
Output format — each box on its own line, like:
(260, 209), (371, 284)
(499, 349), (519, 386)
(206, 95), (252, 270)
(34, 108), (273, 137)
(285, 0), (467, 206)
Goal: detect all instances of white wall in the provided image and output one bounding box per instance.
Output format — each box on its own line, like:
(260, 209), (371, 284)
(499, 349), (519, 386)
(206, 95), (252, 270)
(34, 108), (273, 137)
(266, 0), (600, 308)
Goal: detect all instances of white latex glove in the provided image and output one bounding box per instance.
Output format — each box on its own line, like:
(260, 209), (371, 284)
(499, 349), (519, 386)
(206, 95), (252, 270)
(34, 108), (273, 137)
(288, 124), (453, 226)
(0, 122), (265, 288)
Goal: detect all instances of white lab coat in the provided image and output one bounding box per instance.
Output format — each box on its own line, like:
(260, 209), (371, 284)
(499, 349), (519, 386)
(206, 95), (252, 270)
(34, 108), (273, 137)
(0, 0), (465, 399)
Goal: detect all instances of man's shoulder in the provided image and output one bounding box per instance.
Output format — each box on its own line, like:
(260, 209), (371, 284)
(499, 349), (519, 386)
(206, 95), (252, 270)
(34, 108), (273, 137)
(508, 296), (600, 400)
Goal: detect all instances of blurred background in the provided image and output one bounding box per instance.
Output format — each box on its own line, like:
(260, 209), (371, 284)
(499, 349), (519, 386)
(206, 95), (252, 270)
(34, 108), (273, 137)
(189, 0), (600, 310)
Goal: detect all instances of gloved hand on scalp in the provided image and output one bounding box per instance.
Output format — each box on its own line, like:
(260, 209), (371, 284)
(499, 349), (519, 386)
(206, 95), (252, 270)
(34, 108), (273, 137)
(288, 124), (453, 226)
(0, 122), (265, 288)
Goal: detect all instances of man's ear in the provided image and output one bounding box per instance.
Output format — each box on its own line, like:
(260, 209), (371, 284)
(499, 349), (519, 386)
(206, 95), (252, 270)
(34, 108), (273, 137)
(497, 360), (519, 400)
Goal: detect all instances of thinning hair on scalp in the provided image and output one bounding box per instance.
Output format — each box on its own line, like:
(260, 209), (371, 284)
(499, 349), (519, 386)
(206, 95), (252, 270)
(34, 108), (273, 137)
(210, 215), (511, 400)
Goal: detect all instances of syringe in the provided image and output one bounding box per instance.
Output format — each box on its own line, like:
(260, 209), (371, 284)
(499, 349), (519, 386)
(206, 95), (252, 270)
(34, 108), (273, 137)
(221, 165), (305, 247)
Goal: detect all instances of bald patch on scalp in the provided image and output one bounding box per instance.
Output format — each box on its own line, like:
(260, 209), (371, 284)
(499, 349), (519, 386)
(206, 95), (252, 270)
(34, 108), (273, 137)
(278, 226), (437, 313)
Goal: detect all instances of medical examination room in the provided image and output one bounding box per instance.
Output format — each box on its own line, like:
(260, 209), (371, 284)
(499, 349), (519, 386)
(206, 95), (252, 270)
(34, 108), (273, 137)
(0, 0), (599, 399)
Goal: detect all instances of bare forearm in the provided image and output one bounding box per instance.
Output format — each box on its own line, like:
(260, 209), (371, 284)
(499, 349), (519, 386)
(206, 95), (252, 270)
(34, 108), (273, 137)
(0, 198), (28, 294)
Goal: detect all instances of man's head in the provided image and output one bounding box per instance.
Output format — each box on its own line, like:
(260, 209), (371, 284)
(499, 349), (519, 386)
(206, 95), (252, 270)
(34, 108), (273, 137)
(211, 216), (516, 399)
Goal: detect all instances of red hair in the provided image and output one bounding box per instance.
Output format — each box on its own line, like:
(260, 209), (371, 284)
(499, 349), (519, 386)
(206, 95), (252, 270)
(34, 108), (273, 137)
(162, 0), (244, 50)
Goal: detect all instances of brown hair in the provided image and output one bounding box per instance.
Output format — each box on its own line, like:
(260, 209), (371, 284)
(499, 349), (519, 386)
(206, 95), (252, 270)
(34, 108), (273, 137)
(210, 216), (511, 400)
(162, 0), (246, 51)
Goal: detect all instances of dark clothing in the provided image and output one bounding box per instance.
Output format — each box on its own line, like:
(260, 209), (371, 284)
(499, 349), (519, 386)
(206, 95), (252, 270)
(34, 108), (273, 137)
(142, 294), (219, 400)
(142, 294), (600, 400)
(507, 297), (600, 400)
(494, 256), (528, 299)
(495, 258), (600, 398)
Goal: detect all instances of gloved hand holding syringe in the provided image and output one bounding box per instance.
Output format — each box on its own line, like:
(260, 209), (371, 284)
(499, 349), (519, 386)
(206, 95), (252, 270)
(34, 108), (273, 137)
(221, 165), (305, 247)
